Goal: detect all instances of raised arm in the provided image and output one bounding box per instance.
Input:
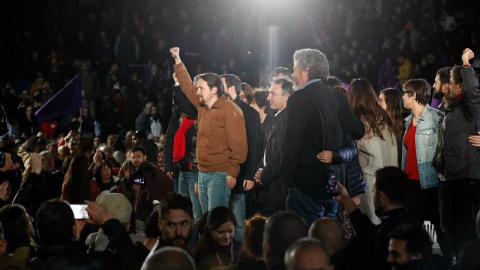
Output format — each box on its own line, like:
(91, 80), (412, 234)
(460, 48), (480, 120)
(170, 47), (200, 109)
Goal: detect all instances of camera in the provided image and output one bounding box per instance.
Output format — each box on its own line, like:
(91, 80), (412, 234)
(130, 169), (145, 185)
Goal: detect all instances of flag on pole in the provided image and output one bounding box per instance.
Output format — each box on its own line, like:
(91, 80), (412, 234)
(35, 74), (82, 124)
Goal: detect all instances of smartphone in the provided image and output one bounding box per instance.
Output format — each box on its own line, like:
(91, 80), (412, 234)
(327, 172), (339, 196)
(70, 204), (89, 219)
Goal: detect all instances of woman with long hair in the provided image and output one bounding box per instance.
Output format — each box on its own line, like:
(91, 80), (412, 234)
(61, 156), (100, 204)
(379, 88), (407, 166)
(195, 206), (241, 270)
(93, 161), (126, 194)
(348, 78), (398, 225)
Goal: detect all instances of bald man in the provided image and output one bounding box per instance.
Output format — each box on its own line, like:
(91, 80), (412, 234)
(285, 238), (333, 270)
(141, 246), (196, 270)
(308, 217), (344, 257)
(263, 212), (308, 269)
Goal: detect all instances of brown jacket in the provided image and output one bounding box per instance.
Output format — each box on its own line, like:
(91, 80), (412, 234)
(174, 63), (247, 177)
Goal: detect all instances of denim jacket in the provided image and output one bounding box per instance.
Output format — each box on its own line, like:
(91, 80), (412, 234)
(401, 105), (444, 189)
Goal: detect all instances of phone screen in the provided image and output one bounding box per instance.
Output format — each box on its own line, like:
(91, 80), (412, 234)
(70, 204), (90, 219)
(133, 176), (145, 185)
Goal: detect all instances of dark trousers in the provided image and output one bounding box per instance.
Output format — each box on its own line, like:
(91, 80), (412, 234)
(406, 181), (453, 261)
(438, 179), (480, 257)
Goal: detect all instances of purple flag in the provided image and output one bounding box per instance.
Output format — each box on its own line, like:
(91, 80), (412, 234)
(35, 74), (81, 124)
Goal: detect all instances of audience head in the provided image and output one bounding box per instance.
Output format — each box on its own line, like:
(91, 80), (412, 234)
(240, 82), (254, 104)
(94, 161), (113, 182)
(241, 213), (267, 259)
(292, 48), (329, 89)
(0, 204), (32, 253)
(374, 166), (409, 217)
(270, 67), (292, 82)
(308, 217), (344, 256)
(268, 77), (294, 110)
(325, 76), (343, 88)
(250, 89), (269, 115)
(132, 130), (147, 147)
(379, 88), (405, 137)
(95, 193), (132, 226)
(263, 212), (308, 267)
(158, 193), (194, 249)
(285, 238), (333, 270)
(35, 199), (75, 245)
(40, 150), (55, 172)
(130, 146), (147, 168)
(387, 224), (432, 269)
(433, 67), (452, 100)
(402, 79), (431, 107)
(198, 206), (237, 250)
(141, 246), (196, 270)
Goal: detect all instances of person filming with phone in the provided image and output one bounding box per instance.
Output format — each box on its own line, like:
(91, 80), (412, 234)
(332, 166), (421, 270)
(29, 199), (137, 269)
(129, 146), (173, 233)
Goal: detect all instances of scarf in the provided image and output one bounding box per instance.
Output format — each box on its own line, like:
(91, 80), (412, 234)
(173, 116), (195, 162)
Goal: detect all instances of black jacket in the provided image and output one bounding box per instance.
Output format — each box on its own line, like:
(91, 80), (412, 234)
(349, 207), (421, 267)
(435, 66), (480, 181)
(28, 219), (137, 270)
(164, 86), (198, 175)
(257, 110), (287, 214)
(331, 133), (368, 197)
(233, 96), (262, 194)
(13, 170), (64, 216)
(281, 80), (365, 199)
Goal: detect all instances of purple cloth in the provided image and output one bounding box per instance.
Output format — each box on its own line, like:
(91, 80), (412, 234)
(430, 97), (442, 109)
(35, 74), (81, 124)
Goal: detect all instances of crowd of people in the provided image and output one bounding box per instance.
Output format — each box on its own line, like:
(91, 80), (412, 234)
(1, 0), (480, 269)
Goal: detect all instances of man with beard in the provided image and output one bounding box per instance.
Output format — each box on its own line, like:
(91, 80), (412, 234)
(151, 193), (194, 252)
(334, 166), (421, 269)
(387, 224), (448, 270)
(281, 48), (365, 226)
(170, 47), (247, 214)
(130, 146), (174, 232)
(432, 67), (452, 112)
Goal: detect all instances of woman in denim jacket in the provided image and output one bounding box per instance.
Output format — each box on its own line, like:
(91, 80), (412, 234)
(401, 79), (453, 261)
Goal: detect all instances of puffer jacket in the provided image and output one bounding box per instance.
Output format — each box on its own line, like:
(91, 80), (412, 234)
(332, 133), (368, 197)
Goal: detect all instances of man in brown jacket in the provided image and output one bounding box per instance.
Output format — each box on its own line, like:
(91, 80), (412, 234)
(169, 47), (247, 214)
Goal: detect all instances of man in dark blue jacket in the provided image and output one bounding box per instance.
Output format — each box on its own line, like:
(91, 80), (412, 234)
(281, 48), (365, 226)
(221, 74), (262, 242)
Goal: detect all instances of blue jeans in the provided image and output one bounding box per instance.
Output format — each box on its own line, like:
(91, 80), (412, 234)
(198, 171), (231, 214)
(178, 171), (202, 222)
(229, 194), (245, 242)
(286, 187), (338, 227)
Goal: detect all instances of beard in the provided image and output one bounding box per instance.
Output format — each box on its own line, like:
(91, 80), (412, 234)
(433, 89), (445, 99)
(197, 95), (205, 105)
(167, 235), (189, 249)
